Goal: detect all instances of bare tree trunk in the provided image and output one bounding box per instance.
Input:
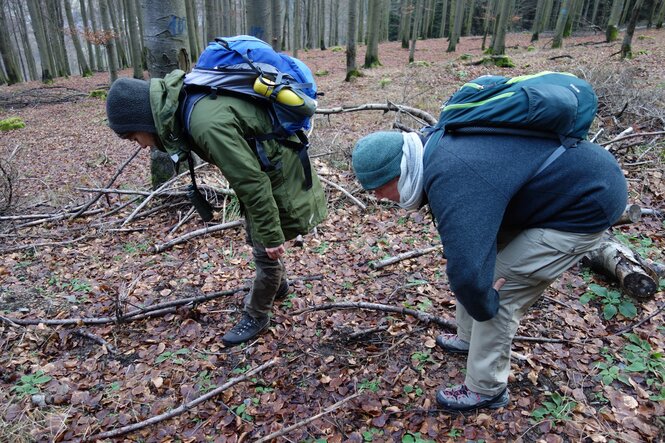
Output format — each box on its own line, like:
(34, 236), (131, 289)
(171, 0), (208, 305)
(204, 0), (217, 44)
(409, 0), (423, 63)
(247, 0), (272, 43)
(620, 0), (645, 58)
(447, 0), (465, 52)
(143, 0), (190, 188)
(44, 0), (69, 77)
(491, 0), (513, 53)
(531, 0), (546, 41)
(0, 0), (22, 84)
(271, 0), (282, 50)
(294, 0), (302, 56)
(318, 0), (326, 49)
(79, 0), (96, 71)
(400, 0), (412, 48)
(364, 0), (381, 67)
(89, 0), (106, 71)
(185, 0), (199, 63)
(605, 0), (624, 42)
(12, 1), (38, 81)
(438, 0), (448, 37)
(64, 0), (92, 77)
(108, 0), (129, 68)
(26, 0), (53, 82)
(345, 0), (358, 81)
(124, 0), (144, 78)
(552, 0), (572, 48)
(99, 0), (119, 83)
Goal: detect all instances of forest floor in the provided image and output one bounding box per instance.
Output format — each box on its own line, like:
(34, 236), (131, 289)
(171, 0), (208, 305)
(1, 29), (664, 443)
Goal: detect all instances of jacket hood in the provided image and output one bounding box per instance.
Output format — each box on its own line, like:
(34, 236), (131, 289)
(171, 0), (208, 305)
(149, 69), (188, 162)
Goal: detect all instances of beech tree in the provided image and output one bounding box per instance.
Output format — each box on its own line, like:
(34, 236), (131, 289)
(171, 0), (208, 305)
(621, 0), (646, 58)
(143, 0), (190, 187)
(553, 0), (573, 48)
(606, 0), (625, 41)
(345, 0), (359, 81)
(64, 0), (92, 77)
(0, 0), (22, 85)
(364, 0), (382, 67)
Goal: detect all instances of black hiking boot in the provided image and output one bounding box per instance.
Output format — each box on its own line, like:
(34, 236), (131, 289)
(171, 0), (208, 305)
(222, 313), (269, 346)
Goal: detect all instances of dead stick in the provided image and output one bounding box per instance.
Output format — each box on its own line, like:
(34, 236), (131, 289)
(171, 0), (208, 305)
(72, 147), (142, 219)
(74, 328), (117, 354)
(319, 176), (366, 211)
(1, 275), (322, 327)
(81, 358), (279, 442)
(370, 245), (442, 269)
(293, 301), (456, 329)
(254, 391), (362, 443)
(613, 302), (665, 336)
(152, 220), (245, 253)
(316, 102), (437, 126)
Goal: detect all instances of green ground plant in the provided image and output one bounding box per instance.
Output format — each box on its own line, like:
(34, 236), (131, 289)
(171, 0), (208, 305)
(579, 283), (637, 320)
(532, 391), (577, 424)
(11, 371), (52, 397)
(0, 117), (25, 131)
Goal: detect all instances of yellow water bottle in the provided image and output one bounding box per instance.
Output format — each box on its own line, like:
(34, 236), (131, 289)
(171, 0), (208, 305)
(253, 75), (305, 106)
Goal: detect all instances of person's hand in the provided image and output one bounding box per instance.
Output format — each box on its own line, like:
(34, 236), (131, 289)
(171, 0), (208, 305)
(493, 278), (506, 292)
(265, 244), (286, 260)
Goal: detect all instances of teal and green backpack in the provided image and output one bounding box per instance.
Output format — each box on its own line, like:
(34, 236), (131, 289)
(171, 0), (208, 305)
(426, 71), (598, 176)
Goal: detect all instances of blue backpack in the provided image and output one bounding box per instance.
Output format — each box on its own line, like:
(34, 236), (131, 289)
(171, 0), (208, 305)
(181, 35), (318, 189)
(428, 71), (598, 176)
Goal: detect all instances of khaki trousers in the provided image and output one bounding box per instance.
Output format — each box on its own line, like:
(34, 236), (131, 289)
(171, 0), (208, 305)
(456, 228), (604, 396)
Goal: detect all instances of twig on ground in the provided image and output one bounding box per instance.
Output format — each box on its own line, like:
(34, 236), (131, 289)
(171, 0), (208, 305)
(293, 301), (456, 329)
(73, 328), (117, 354)
(81, 358), (279, 442)
(0, 275), (323, 327)
(370, 245), (443, 269)
(613, 302), (665, 336)
(319, 176), (366, 211)
(254, 391), (362, 443)
(152, 219), (245, 253)
(71, 147), (142, 219)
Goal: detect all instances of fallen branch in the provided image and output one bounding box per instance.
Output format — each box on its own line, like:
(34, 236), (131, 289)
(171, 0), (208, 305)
(293, 301), (456, 329)
(0, 275), (322, 327)
(316, 102), (437, 126)
(599, 129), (665, 148)
(82, 358), (279, 442)
(370, 245), (443, 269)
(71, 147), (142, 219)
(613, 302), (665, 336)
(152, 219), (245, 253)
(319, 176), (366, 211)
(613, 203), (642, 226)
(254, 391), (362, 443)
(73, 328), (117, 354)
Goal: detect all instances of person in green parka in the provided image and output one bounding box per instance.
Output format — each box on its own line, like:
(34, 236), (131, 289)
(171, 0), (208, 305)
(105, 71), (327, 346)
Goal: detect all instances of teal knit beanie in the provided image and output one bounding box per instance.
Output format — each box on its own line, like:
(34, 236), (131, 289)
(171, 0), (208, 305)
(352, 131), (404, 190)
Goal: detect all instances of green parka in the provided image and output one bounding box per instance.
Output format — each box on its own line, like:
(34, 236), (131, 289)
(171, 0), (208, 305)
(149, 70), (327, 248)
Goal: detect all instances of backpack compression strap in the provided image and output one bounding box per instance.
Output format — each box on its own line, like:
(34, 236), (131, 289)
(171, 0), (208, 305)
(249, 130), (313, 190)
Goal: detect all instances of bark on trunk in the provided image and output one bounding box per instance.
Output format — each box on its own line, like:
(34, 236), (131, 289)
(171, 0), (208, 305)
(583, 240), (659, 300)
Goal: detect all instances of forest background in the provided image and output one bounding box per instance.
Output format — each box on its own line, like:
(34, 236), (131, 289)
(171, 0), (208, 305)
(1, 0), (665, 442)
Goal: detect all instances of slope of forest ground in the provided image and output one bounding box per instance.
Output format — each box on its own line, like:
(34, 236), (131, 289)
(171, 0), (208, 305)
(1, 29), (664, 442)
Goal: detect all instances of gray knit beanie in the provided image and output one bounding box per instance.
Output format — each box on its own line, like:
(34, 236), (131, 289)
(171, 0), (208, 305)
(352, 131), (404, 190)
(106, 77), (156, 136)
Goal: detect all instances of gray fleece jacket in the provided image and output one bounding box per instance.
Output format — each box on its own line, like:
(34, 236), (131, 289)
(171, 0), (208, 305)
(423, 129), (628, 321)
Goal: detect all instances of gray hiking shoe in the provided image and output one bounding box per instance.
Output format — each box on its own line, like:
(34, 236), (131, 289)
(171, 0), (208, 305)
(222, 313), (269, 346)
(435, 334), (470, 354)
(436, 384), (510, 412)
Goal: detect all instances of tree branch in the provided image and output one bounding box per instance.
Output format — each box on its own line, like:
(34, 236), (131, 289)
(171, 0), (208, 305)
(319, 176), (366, 211)
(254, 391), (362, 443)
(81, 358), (279, 442)
(316, 102), (437, 126)
(151, 219), (245, 253)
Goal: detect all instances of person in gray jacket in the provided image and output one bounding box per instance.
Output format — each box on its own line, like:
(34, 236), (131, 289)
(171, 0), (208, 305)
(352, 129), (627, 411)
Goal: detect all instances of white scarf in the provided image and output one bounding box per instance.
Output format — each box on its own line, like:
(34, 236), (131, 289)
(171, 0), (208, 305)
(397, 132), (424, 211)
